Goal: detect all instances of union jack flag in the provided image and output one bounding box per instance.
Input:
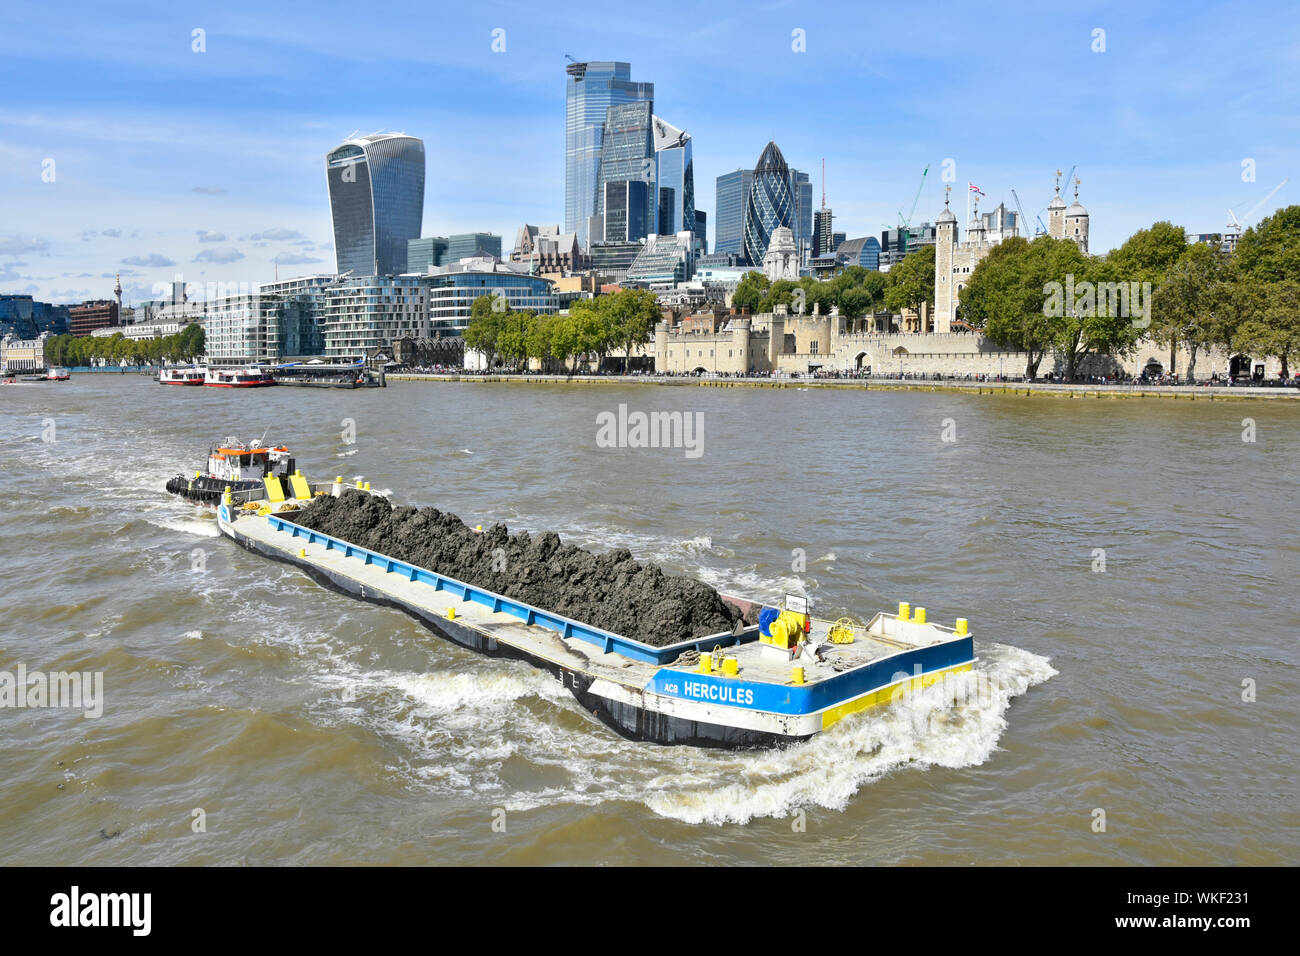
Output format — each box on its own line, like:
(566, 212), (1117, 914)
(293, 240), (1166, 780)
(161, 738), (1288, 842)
(968, 182), (985, 196)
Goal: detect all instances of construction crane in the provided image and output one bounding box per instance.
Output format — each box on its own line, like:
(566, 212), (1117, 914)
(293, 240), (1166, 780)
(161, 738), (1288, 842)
(1061, 165), (1077, 199)
(1010, 189), (1031, 238)
(1227, 178), (1288, 236)
(883, 164), (930, 257)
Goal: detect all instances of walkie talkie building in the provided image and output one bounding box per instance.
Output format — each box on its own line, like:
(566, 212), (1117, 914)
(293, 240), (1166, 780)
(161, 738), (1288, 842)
(325, 133), (425, 276)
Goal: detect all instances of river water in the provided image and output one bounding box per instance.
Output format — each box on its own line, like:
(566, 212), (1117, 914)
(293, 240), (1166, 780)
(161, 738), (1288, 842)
(1, 375), (1295, 865)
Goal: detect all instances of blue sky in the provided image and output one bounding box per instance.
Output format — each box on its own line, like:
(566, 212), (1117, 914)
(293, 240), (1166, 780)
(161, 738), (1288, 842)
(2, 0), (1297, 304)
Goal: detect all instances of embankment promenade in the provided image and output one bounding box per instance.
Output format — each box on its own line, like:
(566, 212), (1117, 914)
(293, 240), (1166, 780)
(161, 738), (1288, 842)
(388, 373), (1300, 401)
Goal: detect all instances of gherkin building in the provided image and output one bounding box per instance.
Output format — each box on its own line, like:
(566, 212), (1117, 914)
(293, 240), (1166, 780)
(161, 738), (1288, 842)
(742, 141), (794, 266)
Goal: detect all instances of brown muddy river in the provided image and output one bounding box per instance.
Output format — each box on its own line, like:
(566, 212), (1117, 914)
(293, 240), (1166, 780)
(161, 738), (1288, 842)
(1, 375), (1295, 864)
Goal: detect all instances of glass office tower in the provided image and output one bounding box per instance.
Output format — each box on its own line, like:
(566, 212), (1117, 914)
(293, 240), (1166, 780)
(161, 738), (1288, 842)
(326, 133), (425, 276)
(792, 169), (812, 260)
(565, 61), (653, 250)
(714, 169), (753, 258)
(742, 142), (795, 267)
(652, 116), (695, 237)
(596, 100), (655, 243)
(602, 180), (650, 243)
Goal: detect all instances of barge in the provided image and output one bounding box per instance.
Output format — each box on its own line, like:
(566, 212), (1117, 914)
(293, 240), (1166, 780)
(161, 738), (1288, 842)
(214, 483), (976, 749)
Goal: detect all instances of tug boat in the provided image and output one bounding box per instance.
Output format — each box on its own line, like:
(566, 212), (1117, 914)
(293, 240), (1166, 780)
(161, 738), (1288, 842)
(204, 365), (275, 387)
(158, 365), (206, 385)
(213, 480), (978, 750)
(165, 438), (300, 506)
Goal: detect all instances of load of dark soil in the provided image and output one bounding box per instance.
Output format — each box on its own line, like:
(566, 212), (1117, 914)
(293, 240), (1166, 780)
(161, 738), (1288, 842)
(284, 489), (749, 646)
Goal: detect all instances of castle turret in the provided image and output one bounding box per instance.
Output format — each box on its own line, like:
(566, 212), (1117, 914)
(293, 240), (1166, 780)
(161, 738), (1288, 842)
(933, 187), (958, 334)
(1064, 179), (1089, 254)
(967, 197), (987, 245)
(1047, 169), (1067, 239)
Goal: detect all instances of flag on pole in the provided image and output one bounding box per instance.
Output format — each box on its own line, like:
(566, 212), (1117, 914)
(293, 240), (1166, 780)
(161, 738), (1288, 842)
(968, 182), (985, 196)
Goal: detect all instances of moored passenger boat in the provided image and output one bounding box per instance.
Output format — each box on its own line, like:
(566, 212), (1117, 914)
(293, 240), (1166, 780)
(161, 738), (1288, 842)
(270, 360), (384, 388)
(158, 365), (206, 385)
(204, 365), (275, 387)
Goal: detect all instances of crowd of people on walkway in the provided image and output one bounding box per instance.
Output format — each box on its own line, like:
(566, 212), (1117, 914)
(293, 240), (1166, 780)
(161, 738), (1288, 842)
(390, 363), (1299, 388)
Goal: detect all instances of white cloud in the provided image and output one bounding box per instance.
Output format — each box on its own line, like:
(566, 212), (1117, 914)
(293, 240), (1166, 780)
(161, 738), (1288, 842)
(0, 236), (50, 256)
(121, 253), (176, 267)
(196, 230), (227, 243)
(194, 248), (246, 263)
(272, 253), (324, 265)
(246, 228), (307, 241)
(192, 186), (227, 195)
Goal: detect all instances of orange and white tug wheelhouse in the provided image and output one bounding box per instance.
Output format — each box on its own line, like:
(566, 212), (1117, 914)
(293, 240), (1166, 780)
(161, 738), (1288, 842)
(164, 437), (298, 506)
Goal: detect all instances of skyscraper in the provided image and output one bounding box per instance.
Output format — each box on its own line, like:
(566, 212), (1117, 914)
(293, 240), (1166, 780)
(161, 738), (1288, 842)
(326, 133), (425, 276)
(652, 116), (695, 237)
(813, 207), (834, 257)
(714, 169), (753, 257)
(743, 142), (795, 267)
(792, 169), (812, 260)
(565, 61), (653, 249)
(602, 180), (650, 243)
(596, 101), (655, 243)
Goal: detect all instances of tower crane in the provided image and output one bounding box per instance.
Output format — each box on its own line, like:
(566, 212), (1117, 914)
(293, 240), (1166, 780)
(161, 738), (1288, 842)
(1010, 189), (1031, 238)
(1227, 179), (1288, 236)
(883, 164), (930, 257)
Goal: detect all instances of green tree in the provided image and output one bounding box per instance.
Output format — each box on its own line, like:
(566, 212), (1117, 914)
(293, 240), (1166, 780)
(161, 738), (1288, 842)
(1239, 280), (1300, 379)
(731, 271), (769, 312)
(960, 236), (1055, 378)
(760, 279), (799, 312)
(1235, 205), (1300, 283)
(1149, 241), (1222, 381)
(884, 244), (935, 317)
(603, 288), (659, 371)
(569, 299), (612, 371)
(548, 313), (582, 374)
(838, 287), (872, 320)
(1053, 254), (1141, 381)
(497, 310), (532, 367)
(524, 312), (555, 370)
(463, 294), (504, 367)
(1107, 220), (1189, 287)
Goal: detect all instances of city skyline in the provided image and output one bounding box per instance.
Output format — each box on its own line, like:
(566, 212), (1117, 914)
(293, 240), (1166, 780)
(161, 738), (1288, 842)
(2, 0), (1298, 303)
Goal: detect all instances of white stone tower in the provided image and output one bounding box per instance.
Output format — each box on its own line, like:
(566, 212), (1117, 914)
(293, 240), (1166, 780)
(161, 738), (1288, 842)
(1047, 169), (1067, 240)
(933, 186), (958, 334)
(1064, 179), (1089, 254)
